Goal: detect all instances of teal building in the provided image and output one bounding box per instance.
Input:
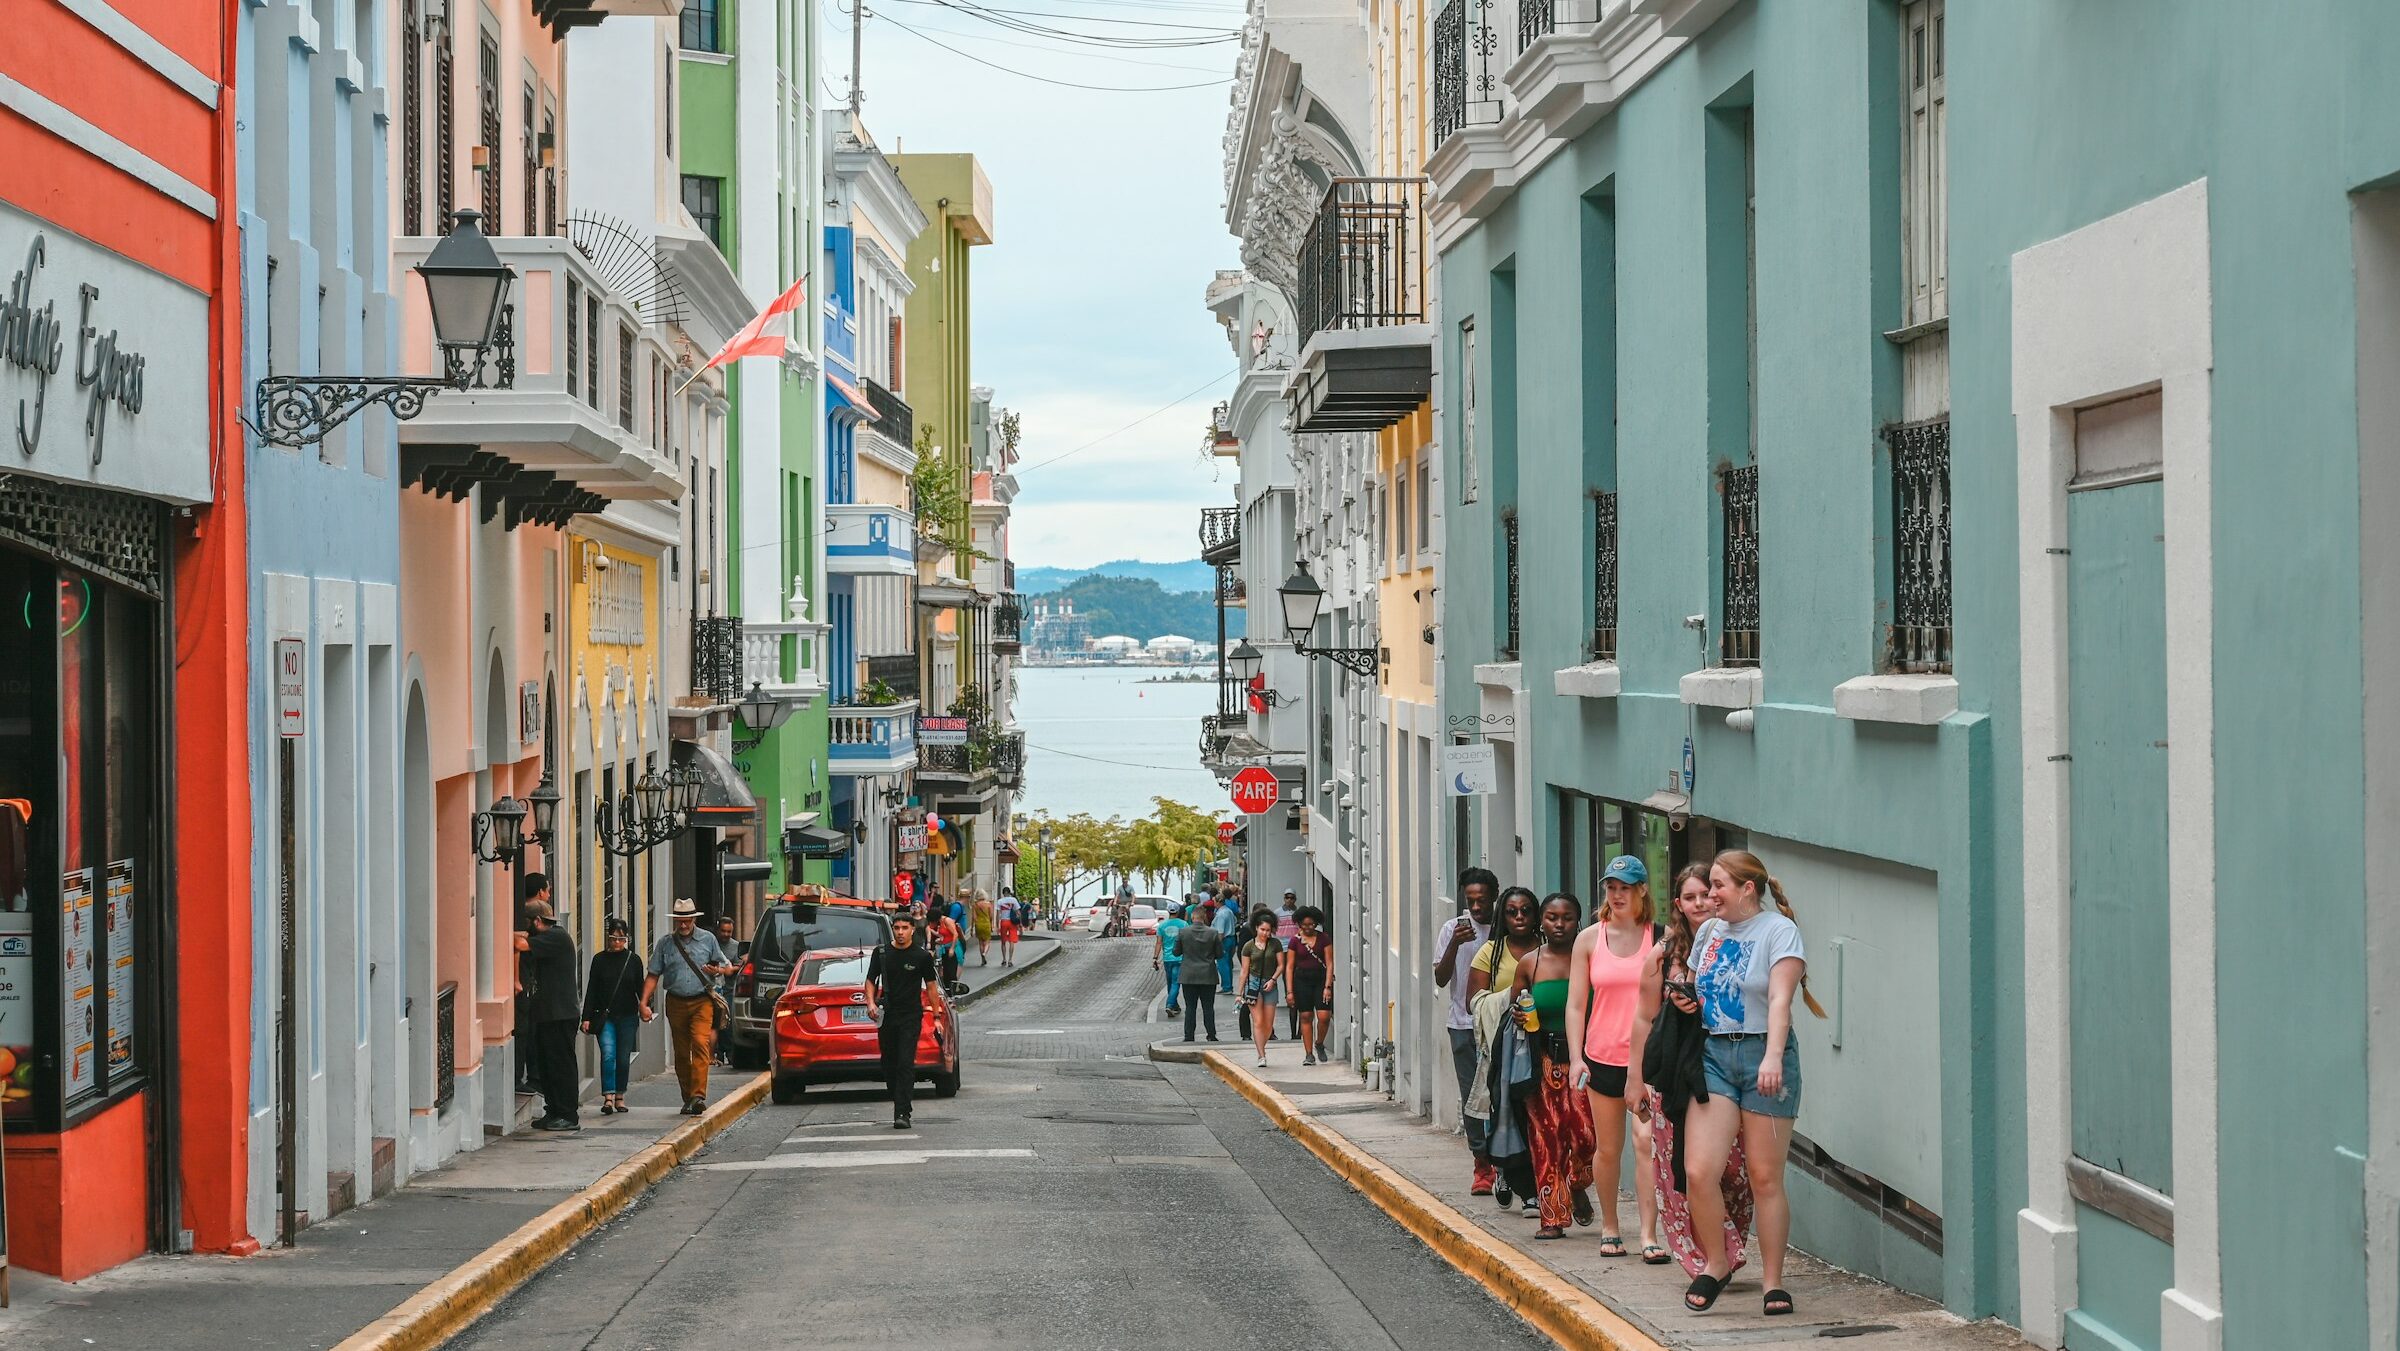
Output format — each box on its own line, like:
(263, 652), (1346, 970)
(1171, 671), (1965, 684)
(1428, 1), (2399, 1347)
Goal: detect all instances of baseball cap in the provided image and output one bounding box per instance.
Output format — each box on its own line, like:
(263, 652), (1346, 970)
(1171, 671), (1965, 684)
(1602, 855), (1648, 886)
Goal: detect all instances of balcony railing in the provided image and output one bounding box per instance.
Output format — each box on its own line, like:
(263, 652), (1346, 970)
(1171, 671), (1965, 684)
(1199, 506), (1241, 565)
(1216, 564), (1246, 609)
(1590, 491), (1617, 662)
(1519, 0), (1552, 51)
(994, 730), (1026, 789)
(1886, 419), (1952, 673)
(864, 374), (913, 452)
(744, 621), (829, 697)
(828, 698), (920, 775)
(1721, 464), (1761, 667)
(1434, 0), (1469, 144)
(865, 652), (920, 702)
(1295, 178), (1428, 349)
(1501, 507), (1521, 661)
(825, 502), (918, 575)
(692, 614), (744, 704)
(992, 594), (1023, 652)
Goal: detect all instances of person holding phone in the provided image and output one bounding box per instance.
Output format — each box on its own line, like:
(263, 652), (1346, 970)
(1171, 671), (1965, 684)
(1632, 865), (1752, 1278)
(1236, 913), (1284, 1067)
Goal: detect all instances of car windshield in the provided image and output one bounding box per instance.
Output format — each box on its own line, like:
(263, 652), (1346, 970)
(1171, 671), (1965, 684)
(798, 954), (871, 986)
(754, 907), (889, 966)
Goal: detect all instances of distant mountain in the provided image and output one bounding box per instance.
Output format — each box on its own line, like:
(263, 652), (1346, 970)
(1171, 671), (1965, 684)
(1017, 558), (1216, 595)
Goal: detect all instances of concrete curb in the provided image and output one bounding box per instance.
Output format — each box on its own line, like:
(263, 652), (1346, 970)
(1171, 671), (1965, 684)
(330, 1072), (772, 1351)
(1196, 1049), (1666, 1351)
(952, 936), (1059, 1009)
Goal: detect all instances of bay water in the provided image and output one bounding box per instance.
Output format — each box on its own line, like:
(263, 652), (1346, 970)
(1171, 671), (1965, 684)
(1013, 666), (1223, 823)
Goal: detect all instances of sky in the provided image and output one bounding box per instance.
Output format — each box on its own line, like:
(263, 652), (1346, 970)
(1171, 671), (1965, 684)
(836, 0), (1248, 570)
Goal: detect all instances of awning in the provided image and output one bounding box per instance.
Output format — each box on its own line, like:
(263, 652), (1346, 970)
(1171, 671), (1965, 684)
(674, 739), (758, 822)
(788, 824), (851, 858)
(717, 851), (773, 883)
(827, 371), (880, 422)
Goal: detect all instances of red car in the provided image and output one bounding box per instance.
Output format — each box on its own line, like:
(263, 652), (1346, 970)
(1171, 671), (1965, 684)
(770, 946), (960, 1105)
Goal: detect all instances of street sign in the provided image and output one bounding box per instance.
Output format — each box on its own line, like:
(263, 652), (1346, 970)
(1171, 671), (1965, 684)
(1230, 767), (1279, 815)
(1445, 742), (1496, 795)
(1216, 820), (1237, 843)
(894, 872), (916, 903)
(274, 638), (305, 738)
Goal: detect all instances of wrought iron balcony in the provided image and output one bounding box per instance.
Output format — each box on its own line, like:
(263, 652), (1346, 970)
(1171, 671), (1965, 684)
(993, 730), (1026, 789)
(992, 594), (1023, 653)
(1217, 565), (1247, 609)
(1291, 179), (1435, 434)
(1434, 0), (1469, 144)
(691, 614), (744, 704)
(1590, 491), (1618, 662)
(1199, 506), (1242, 566)
(1721, 464), (1761, 667)
(1519, 0), (1553, 52)
(828, 698), (920, 777)
(863, 374), (913, 453)
(1884, 420), (1952, 674)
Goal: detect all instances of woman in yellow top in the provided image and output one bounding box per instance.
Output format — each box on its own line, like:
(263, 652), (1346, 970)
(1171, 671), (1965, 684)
(1466, 887), (1541, 1209)
(970, 891), (996, 966)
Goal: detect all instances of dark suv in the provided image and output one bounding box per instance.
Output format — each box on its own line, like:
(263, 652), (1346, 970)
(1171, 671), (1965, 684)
(727, 898), (894, 1068)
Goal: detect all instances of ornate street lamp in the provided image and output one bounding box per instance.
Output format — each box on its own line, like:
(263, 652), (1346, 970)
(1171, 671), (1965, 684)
(733, 680), (794, 753)
(525, 771), (562, 853)
(470, 794), (529, 865)
(255, 209), (518, 447)
(1228, 640), (1263, 684)
(1275, 563), (1380, 678)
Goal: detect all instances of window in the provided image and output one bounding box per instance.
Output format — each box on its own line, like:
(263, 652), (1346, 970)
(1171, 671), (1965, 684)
(566, 278), (582, 398)
(477, 31), (501, 228)
(1591, 489), (1618, 661)
(1393, 460), (1410, 564)
(434, 0), (455, 230)
(1902, 0), (1947, 326)
(681, 175), (723, 249)
(401, 4), (422, 234)
(617, 323), (636, 430)
(1884, 419), (1951, 673)
(1415, 457), (1430, 562)
(541, 107), (557, 235)
(1720, 464), (1760, 666)
(1500, 508), (1520, 661)
(680, 0), (722, 52)
(521, 83), (537, 236)
(585, 293), (601, 407)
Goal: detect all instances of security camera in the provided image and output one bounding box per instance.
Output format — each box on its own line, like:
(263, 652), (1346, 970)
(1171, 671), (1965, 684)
(1682, 614), (1707, 630)
(1668, 809), (1690, 832)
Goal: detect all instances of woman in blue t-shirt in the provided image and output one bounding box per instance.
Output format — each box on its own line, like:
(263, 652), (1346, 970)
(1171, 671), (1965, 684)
(1677, 850), (1826, 1319)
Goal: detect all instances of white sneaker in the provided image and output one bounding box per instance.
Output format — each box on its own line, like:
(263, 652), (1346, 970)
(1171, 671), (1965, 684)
(1257, 1055), (1268, 1068)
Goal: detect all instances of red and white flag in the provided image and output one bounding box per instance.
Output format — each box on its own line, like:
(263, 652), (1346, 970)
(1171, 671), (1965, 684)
(682, 277), (807, 389)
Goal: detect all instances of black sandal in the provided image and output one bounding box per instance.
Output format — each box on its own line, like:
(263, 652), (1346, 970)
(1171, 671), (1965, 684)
(1684, 1273), (1725, 1312)
(1763, 1288), (1794, 1316)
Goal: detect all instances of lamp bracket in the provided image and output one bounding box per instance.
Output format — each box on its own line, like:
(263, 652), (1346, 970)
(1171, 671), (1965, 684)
(253, 304), (514, 448)
(1300, 642), (1381, 679)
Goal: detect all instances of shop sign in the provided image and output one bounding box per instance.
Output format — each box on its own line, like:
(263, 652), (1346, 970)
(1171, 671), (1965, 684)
(897, 823), (928, 853)
(276, 638), (306, 737)
(520, 681), (542, 743)
(0, 204), (209, 504)
(61, 867), (94, 1102)
(1445, 742), (1497, 796)
(917, 715), (970, 747)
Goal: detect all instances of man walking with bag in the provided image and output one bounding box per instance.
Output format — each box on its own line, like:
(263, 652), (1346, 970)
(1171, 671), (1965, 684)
(642, 897), (735, 1115)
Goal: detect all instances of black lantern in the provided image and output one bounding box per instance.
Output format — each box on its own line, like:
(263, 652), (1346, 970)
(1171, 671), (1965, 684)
(636, 769), (669, 825)
(1277, 562), (1380, 678)
(1229, 639), (1264, 684)
(734, 681), (794, 752)
(472, 795), (529, 864)
(418, 210), (514, 356)
(525, 772), (562, 850)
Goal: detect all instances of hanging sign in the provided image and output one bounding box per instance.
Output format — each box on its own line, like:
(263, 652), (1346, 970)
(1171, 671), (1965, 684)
(1682, 736), (1695, 792)
(897, 823), (928, 853)
(275, 638), (305, 738)
(1445, 742), (1497, 796)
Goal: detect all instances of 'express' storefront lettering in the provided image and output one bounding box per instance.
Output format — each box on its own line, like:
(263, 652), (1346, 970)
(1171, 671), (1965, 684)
(0, 236), (149, 468)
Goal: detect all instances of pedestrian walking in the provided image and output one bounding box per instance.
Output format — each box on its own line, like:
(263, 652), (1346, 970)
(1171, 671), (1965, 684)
(995, 891), (1022, 965)
(1635, 864), (1752, 1279)
(1507, 893), (1596, 1240)
(1469, 886), (1541, 1212)
(865, 911), (940, 1130)
(1210, 889), (1241, 993)
(1678, 851), (1826, 1317)
(971, 890), (996, 965)
(582, 916), (644, 1115)
(519, 899), (582, 1131)
(1284, 906), (1334, 1065)
(1566, 856), (1664, 1262)
(1434, 868), (1497, 1194)
(513, 873), (551, 1092)
(1155, 904), (1191, 1014)
(1176, 904), (1225, 1042)
(933, 909), (963, 992)
(641, 896), (736, 1115)
(712, 914), (742, 1065)
(1236, 913), (1284, 1067)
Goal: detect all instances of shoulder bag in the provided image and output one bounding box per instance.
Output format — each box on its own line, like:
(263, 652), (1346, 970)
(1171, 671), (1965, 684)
(672, 933), (735, 1027)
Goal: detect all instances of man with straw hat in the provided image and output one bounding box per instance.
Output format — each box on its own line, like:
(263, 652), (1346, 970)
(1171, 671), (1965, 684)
(642, 897), (736, 1114)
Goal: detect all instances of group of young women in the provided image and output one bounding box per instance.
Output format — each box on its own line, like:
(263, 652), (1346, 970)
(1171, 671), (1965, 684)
(1449, 849), (1824, 1319)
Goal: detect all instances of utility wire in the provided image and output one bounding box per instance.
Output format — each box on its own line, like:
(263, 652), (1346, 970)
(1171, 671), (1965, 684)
(922, 0), (1236, 46)
(876, 10), (1231, 90)
(1014, 368), (1238, 473)
(873, 0), (1236, 32)
(1025, 740), (1213, 772)
(875, 13), (1230, 71)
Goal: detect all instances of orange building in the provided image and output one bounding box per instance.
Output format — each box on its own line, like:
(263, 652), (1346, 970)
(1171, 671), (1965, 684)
(0, 0), (251, 1278)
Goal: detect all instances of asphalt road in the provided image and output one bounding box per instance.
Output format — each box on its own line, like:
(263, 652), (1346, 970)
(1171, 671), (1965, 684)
(451, 936), (1547, 1351)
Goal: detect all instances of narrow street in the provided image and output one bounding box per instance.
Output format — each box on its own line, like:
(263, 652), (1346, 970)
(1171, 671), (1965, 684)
(449, 937), (1547, 1351)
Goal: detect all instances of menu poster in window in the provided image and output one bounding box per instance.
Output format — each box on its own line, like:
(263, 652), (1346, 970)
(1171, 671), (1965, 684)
(62, 868), (95, 1101)
(0, 909), (30, 1119)
(105, 861), (134, 1070)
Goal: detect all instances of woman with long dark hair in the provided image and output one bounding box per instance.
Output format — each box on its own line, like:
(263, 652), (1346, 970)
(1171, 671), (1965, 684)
(1633, 863), (1752, 1276)
(1507, 893), (1597, 1240)
(1566, 856), (1661, 1261)
(1467, 886), (1543, 1211)
(1679, 851), (1826, 1317)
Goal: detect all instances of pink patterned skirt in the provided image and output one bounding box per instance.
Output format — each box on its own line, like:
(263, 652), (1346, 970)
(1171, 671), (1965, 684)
(1648, 1097), (1751, 1276)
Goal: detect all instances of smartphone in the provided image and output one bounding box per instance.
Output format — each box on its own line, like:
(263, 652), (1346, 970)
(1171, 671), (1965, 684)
(1665, 980), (1698, 1002)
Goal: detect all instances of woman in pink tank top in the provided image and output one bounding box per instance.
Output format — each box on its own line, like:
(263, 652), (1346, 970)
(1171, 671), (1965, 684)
(1565, 855), (1663, 1261)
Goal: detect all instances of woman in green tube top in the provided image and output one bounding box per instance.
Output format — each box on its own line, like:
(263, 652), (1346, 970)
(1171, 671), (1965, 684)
(1509, 892), (1597, 1239)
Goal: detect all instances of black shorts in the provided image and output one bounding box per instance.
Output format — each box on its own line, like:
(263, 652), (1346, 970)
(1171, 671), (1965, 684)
(1290, 972), (1330, 1012)
(1583, 1058), (1628, 1098)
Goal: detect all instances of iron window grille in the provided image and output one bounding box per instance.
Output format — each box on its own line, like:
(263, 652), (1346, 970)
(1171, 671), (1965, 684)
(1720, 464), (1761, 666)
(565, 278), (582, 398)
(477, 32), (501, 228)
(1501, 507), (1521, 661)
(1433, 0), (1467, 143)
(542, 110), (558, 235)
(692, 614), (744, 703)
(1885, 418), (1952, 673)
(0, 474), (167, 596)
(1519, 0), (1553, 53)
(617, 324), (636, 430)
(434, 982), (458, 1112)
(402, 8), (422, 234)
(434, 3), (455, 232)
(521, 84), (537, 235)
(584, 294), (601, 409)
(1591, 489), (1618, 662)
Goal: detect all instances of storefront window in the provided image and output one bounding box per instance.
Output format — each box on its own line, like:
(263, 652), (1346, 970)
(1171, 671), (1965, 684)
(1, 550), (159, 1129)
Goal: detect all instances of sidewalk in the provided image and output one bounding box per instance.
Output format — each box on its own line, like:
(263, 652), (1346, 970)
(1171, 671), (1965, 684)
(1175, 1043), (2031, 1351)
(0, 934), (1058, 1350)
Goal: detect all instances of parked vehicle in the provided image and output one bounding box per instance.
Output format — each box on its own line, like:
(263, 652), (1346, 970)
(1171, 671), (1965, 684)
(769, 947), (959, 1104)
(729, 896), (893, 1069)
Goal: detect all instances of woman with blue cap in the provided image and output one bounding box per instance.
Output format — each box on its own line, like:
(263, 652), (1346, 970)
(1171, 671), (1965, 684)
(1566, 854), (1666, 1262)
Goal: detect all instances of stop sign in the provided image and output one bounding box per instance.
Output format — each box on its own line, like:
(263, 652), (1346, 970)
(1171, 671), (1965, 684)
(893, 872), (916, 902)
(1230, 767), (1280, 815)
(1216, 820), (1237, 843)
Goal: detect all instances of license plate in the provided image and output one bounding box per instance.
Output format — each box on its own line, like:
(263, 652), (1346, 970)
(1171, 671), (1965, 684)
(840, 1007), (874, 1024)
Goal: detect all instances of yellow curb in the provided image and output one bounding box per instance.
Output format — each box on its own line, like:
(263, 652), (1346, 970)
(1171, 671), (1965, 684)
(1203, 1051), (1666, 1351)
(333, 1073), (773, 1351)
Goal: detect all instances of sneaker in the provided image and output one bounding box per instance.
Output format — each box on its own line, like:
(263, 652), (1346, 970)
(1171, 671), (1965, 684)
(533, 1116), (580, 1131)
(1182, 1036), (1197, 1043)
(1303, 1053), (1317, 1066)
(1257, 1055), (1268, 1068)
(1495, 1184), (1513, 1208)
(1207, 1036), (1221, 1042)
(684, 1097), (706, 1116)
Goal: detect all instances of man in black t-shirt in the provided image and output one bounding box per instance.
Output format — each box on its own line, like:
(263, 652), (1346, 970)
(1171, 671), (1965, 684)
(865, 914), (939, 1129)
(521, 899), (582, 1130)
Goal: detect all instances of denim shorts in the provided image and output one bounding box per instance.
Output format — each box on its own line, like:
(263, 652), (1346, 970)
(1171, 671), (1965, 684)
(1702, 1034), (1801, 1118)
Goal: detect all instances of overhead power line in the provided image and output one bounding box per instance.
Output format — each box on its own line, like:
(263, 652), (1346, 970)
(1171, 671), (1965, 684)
(876, 9), (1232, 90)
(1015, 368), (1239, 474)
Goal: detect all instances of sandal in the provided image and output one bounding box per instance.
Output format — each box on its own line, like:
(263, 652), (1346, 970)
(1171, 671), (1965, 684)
(1763, 1288), (1794, 1317)
(1572, 1190), (1595, 1228)
(1596, 1233), (1626, 1257)
(1641, 1243), (1672, 1265)
(1534, 1225), (1567, 1241)
(1684, 1273), (1725, 1313)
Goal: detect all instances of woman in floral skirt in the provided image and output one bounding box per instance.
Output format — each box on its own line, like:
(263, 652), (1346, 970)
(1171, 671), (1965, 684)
(1632, 864), (1751, 1276)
